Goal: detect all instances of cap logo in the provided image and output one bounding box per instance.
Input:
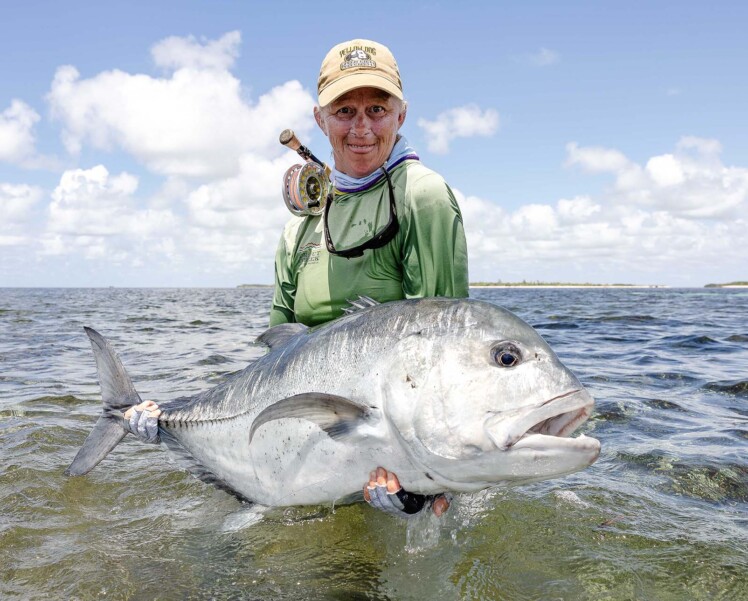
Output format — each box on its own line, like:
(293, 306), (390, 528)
(340, 49), (376, 71)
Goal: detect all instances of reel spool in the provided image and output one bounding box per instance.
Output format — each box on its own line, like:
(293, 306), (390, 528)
(282, 161), (330, 217)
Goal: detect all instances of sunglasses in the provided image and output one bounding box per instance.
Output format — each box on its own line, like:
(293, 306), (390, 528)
(324, 167), (400, 259)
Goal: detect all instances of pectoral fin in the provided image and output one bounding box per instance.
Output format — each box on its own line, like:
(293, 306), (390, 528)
(249, 393), (371, 443)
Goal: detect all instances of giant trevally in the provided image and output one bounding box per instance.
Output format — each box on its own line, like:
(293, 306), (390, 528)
(66, 297), (601, 506)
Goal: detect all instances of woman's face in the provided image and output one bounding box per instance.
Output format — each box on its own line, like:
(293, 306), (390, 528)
(314, 87), (406, 178)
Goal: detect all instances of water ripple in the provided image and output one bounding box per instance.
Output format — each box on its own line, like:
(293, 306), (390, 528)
(1, 286), (747, 600)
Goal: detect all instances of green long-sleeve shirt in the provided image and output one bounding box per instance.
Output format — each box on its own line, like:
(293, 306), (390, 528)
(269, 159), (469, 327)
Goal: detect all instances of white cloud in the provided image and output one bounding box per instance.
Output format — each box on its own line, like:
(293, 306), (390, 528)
(0, 100), (40, 165)
(43, 165), (178, 260)
(510, 204), (558, 238)
(1, 182), (43, 221)
(0, 32), (321, 284)
(186, 153), (290, 230)
(529, 47), (560, 67)
(646, 154), (684, 187)
(182, 151), (296, 265)
(565, 141), (648, 193)
(460, 136), (748, 285)
(0, 234), (27, 247)
(677, 135), (722, 157)
(0, 182), (44, 246)
(34, 155), (296, 274)
(570, 136), (748, 218)
(151, 30), (241, 71)
(557, 196), (602, 223)
(47, 31), (315, 178)
(7, 29), (742, 289)
(565, 141), (632, 173)
(49, 165), (138, 235)
(418, 104), (499, 154)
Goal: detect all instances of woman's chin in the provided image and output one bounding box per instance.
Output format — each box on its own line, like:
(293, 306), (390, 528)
(337, 154), (386, 178)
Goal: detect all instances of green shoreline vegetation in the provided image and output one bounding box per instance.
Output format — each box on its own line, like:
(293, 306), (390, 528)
(705, 281), (748, 288)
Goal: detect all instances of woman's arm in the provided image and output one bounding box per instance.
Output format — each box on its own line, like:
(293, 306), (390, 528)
(269, 231), (297, 326)
(400, 175), (469, 299)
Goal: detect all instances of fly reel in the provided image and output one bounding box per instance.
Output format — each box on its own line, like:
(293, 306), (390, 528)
(279, 129), (331, 217)
(282, 161), (330, 217)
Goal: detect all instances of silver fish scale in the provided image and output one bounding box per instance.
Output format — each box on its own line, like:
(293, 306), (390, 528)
(157, 297), (484, 428)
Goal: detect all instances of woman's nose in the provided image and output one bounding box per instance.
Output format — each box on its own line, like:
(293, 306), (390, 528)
(351, 112), (371, 134)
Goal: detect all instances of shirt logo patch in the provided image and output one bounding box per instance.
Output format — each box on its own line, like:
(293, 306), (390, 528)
(298, 242), (321, 268)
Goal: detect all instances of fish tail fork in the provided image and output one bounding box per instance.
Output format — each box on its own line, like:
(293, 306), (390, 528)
(65, 327), (143, 476)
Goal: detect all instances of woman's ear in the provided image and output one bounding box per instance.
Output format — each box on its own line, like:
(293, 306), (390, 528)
(397, 100), (408, 130)
(314, 106), (327, 135)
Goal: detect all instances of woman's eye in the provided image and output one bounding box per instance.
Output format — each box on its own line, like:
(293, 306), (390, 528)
(491, 343), (522, 367)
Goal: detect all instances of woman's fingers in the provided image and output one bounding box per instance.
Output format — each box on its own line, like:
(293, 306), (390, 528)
(124, 400), (160, 420)
(432, 494), (450, 517)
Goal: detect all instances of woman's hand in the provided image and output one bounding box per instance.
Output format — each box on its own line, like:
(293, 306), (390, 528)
(123, 400), (161, 443)
(363, 466), (450, 518)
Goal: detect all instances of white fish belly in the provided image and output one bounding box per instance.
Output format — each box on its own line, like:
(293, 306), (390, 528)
(169, 416), (404, 506)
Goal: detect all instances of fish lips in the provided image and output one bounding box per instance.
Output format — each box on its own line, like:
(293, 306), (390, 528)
(397, 389), (600, 493)
(484, 388), (599, 456)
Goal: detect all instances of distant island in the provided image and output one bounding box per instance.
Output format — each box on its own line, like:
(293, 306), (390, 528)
(469, 281), (661, 288)
(704, 281), (748, 288)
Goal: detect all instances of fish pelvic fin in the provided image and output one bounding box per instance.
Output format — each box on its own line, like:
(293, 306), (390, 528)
(65, 327), (143, 476)
(249, 393), (371, 443)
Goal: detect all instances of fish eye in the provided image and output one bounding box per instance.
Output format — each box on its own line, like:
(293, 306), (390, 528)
(490, 342), (522, 368)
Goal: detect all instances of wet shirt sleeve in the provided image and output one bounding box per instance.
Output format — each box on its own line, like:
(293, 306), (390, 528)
(269, 231), (297, 326)
(400, 172), (469, 299)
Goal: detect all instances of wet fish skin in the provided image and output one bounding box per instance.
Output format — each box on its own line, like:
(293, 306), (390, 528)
(66, 297), (601, 507)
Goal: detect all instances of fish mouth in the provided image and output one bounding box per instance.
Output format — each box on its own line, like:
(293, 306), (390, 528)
(484, 389), (598, 453)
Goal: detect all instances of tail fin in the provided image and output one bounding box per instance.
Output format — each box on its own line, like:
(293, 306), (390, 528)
(65, 327), (143, 476)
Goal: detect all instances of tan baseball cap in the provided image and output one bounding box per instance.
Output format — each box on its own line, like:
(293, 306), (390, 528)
(317, 39), (403, 107)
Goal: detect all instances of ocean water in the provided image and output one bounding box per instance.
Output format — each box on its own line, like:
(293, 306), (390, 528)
(1, 287), (746, 600)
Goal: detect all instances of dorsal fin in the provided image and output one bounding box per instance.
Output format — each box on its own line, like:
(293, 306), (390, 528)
(342, 295), (380, 315)
(256, 322), (308, 351)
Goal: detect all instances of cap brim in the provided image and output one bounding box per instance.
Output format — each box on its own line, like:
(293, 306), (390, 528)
(318, 73), (403, 107)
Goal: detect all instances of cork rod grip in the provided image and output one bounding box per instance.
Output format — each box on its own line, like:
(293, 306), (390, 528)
(279, 129), (301, 152)
(279, 129), (329, 175)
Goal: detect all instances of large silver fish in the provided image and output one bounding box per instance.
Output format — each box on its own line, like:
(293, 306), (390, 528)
(66, 297), (601, 506)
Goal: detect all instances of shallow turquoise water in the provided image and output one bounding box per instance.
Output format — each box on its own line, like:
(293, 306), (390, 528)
(1, 287), (746, 600)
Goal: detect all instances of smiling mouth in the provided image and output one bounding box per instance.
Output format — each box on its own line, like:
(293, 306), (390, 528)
(347, 143), (376, 153)
(484, 389), (598, 452)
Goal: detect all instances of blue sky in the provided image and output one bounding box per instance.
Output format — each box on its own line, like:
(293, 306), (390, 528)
(1, 0), (746, 287)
